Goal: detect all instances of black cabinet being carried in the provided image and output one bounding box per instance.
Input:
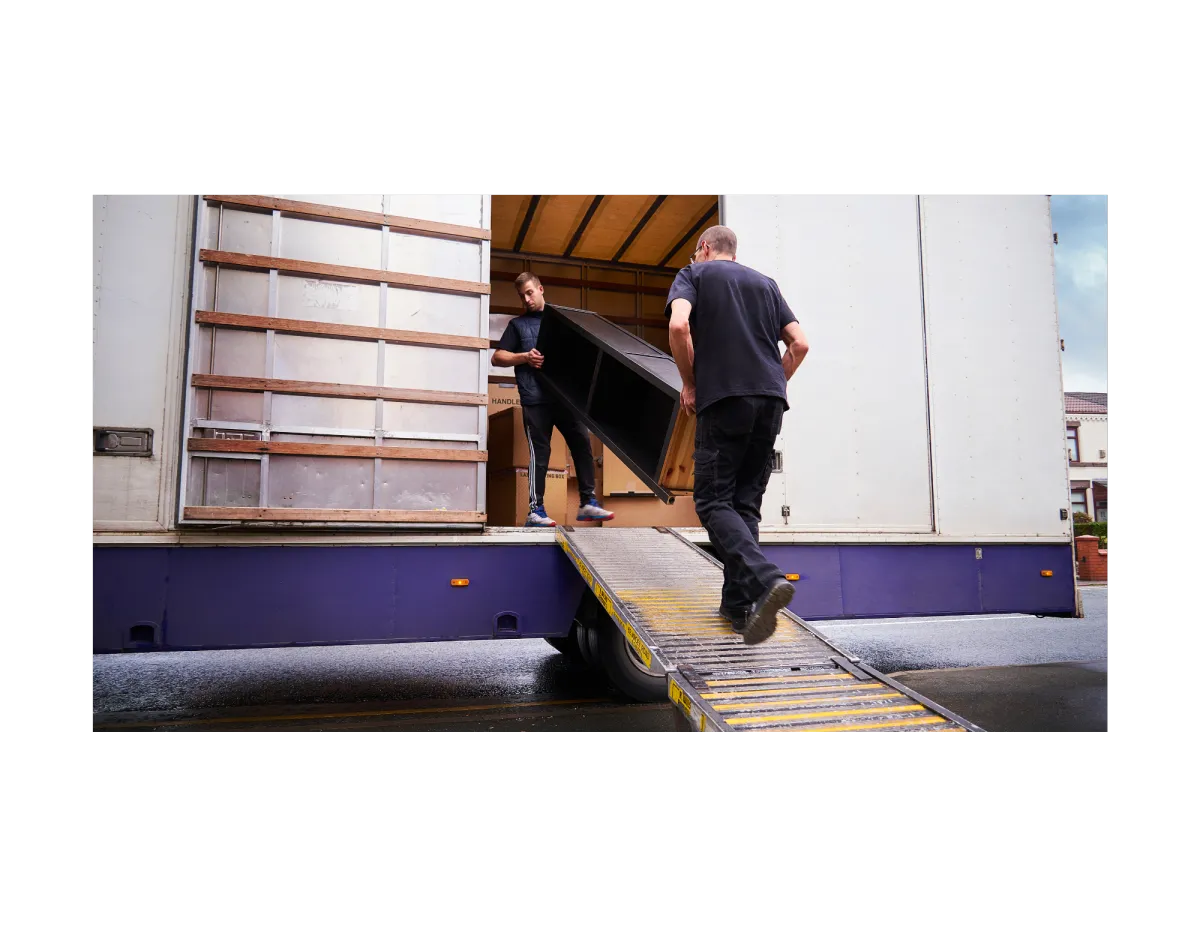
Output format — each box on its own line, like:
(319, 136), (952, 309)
(536, 304), (695, 503)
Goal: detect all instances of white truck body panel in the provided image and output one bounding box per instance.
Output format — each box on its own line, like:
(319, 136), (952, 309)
(722, 193), (1069, 540)
(93, 194), (1070, 542)
(722, 195), (935, 533)
(93, 195), (193, 530)
(919, 195), (1070, 539)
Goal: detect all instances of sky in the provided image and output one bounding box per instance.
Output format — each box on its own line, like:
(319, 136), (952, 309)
(1050, 195), (1108, 393)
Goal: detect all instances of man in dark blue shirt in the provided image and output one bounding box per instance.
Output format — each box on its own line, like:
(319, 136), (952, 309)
(493, 272), (614, 527)
(665, 226), (809, 644)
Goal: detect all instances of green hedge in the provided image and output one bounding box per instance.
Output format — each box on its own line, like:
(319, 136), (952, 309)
(1074, 522), (1107, 549)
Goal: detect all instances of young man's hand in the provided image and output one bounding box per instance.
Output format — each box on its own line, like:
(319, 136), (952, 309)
(681, 383), (696, 415)
(525, 349), (545, 369)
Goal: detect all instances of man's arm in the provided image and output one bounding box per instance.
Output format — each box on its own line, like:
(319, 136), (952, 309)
(668, 298), (697, 414)
(492, 321), (543, 369)
(491, 348), (543, 369)
(779, 320), (809, 380)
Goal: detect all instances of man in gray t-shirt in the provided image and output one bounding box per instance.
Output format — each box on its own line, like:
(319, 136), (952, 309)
(666, 225), (810, 645)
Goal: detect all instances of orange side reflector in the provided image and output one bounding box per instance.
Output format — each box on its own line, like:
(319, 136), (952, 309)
(785, 573), (800, 581)
(450, 578), (470, 587)
(1040, 570), (1053, 578)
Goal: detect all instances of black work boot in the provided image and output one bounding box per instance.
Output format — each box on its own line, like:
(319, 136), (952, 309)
(718, 603), (748, 633)
(742, 579), (794, 645)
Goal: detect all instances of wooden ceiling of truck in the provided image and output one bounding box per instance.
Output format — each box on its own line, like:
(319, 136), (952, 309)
(491, 195), (718, 270)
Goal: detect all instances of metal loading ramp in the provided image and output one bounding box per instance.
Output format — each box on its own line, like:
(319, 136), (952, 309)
(557, 527), (981, 732)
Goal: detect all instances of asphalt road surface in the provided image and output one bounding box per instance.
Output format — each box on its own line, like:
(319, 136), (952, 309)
(93, 587), (1107, 732)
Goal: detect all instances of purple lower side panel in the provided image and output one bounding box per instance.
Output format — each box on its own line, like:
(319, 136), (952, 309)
(767, 543), (1076, 620)
(93, 542), (1077, 653)
(93, 545), (587, 653)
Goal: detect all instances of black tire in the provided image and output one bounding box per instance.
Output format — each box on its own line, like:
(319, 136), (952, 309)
(574, 621), (603, 670)
(545, 634), (583, 660)
(571, 591), (604, 671)
(595, 615), (668, 702)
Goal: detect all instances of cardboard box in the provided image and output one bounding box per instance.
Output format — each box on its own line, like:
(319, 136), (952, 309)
(487, 405), (567, 470)
(601, 446), (655, 496)
(488, 381), (521, 416)
(602, 493), (701, 528)
(487, 468), (567, 526)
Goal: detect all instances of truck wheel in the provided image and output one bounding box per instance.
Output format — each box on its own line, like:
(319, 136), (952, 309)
(571, 591), (605, 670)
(596, 617), (668, 702)
(545, 635), (584, 661)
(574, 621), (603, 670)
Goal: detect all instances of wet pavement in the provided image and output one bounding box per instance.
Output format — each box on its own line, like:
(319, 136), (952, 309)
(93, 694), (678, 732)
(94, 638), (602, 712)
(93, 587), (1106, 732)
(890, 661), (1107, 732)
(810, 586), (1108, 731)
(812, 586), (1107, 674)
(92, 638), (679, 731)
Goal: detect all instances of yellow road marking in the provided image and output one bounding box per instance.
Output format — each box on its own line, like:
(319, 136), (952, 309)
(95, 698), (612, 729)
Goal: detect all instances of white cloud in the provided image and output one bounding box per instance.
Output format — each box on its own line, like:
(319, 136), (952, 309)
(1055, 244), (1108, 292)
(1051, 196), (1107, 393)
(1062, 362), (1108, 393)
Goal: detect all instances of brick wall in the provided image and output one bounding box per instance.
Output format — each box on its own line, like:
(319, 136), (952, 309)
(1075, 534), (1107, 582)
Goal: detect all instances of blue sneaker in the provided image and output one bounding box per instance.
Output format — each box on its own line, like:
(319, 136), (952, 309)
(577, 497), (614, 522)
(525, 505), (557, 528)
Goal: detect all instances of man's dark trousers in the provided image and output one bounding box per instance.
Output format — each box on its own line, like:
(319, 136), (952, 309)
(692, 396), (788, 614)
(522, 400), (597, 510)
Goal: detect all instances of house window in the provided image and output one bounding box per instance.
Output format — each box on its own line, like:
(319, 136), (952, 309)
(1095, 504), (1107, 522)
(1071, 489), (1088, 516)
(1066, 426), (1080, 462)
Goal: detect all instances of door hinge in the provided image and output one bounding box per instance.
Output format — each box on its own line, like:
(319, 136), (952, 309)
(781, 505), (791, 518)
(771, 450), (783, 472)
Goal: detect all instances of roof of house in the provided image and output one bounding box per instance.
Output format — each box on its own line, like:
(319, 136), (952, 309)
(1065, 392), (1107, 414)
